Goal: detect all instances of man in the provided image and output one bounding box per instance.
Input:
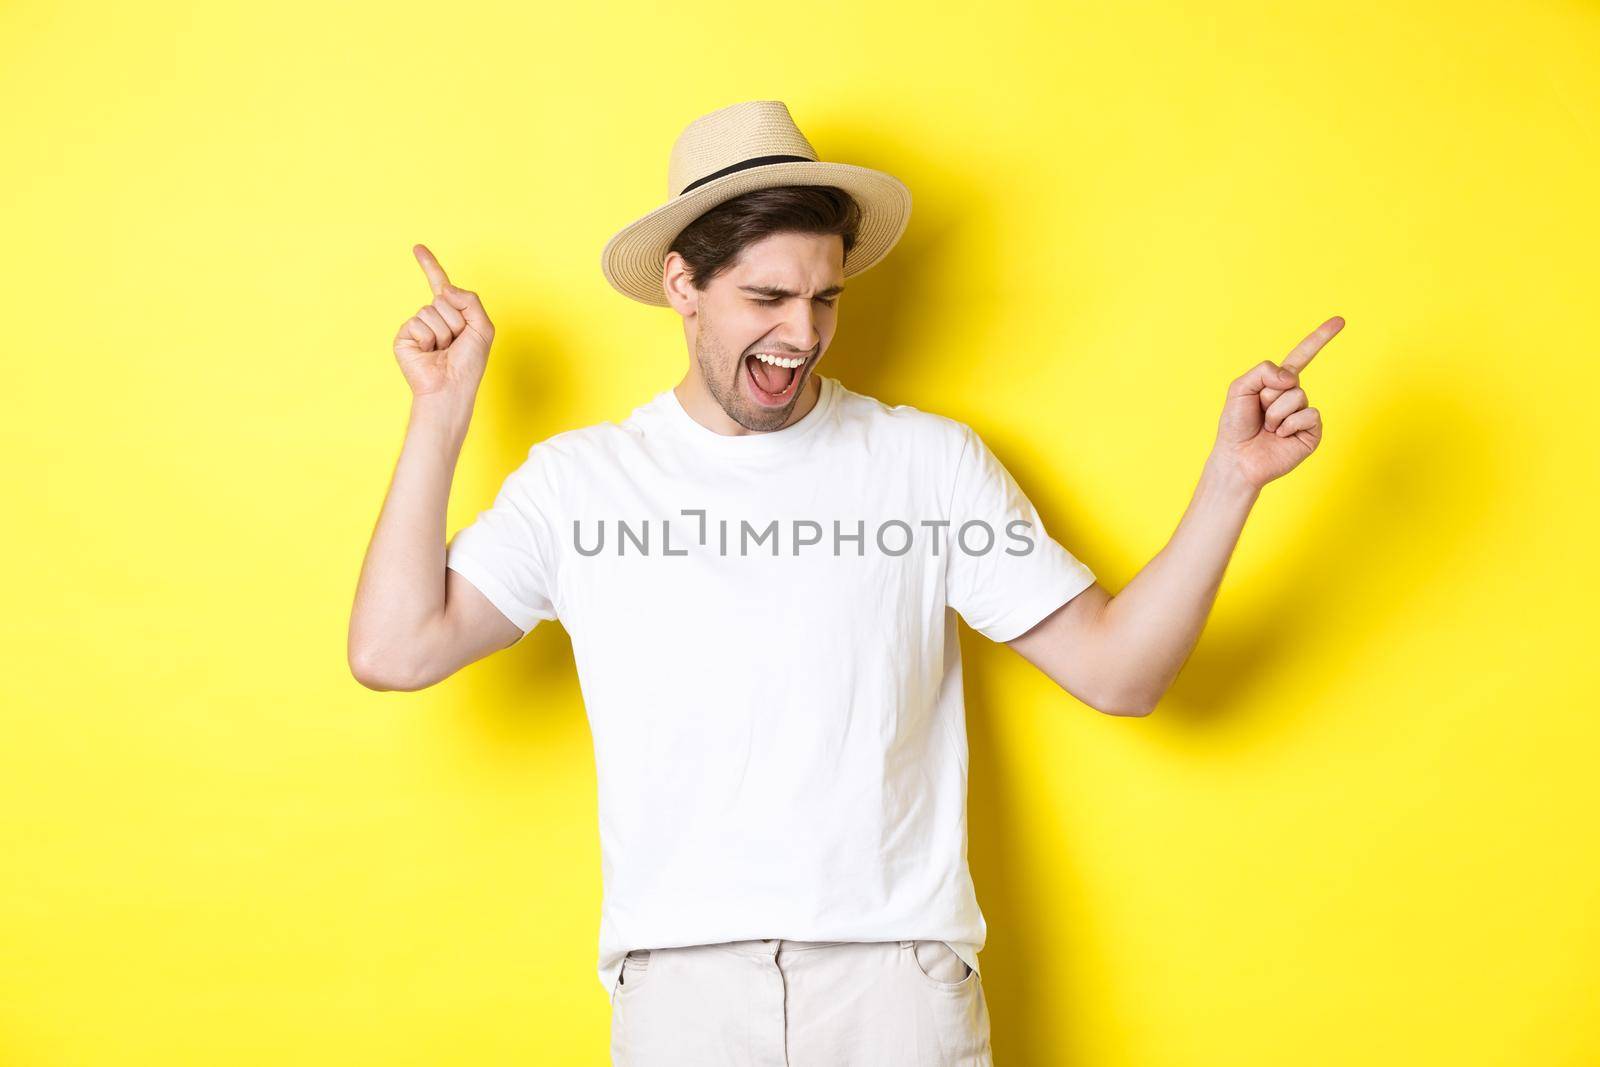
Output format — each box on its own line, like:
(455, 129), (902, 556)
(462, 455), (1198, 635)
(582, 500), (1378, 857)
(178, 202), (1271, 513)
(347, 100), (1341, 1065)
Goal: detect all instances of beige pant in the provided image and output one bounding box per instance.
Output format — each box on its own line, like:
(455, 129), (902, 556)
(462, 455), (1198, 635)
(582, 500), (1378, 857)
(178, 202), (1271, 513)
(609, 938), (993, 1066)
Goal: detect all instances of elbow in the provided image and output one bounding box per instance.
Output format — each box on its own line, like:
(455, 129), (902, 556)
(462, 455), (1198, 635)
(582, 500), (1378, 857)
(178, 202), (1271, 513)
(348, 644), (424, 693)
(1089, 685), (1161, 717)
(1095, 700), (1157, 718)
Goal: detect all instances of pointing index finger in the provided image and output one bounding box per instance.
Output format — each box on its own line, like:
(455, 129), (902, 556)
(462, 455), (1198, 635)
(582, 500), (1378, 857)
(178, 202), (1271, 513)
(413, 243), (451, 297)
(1281, 315), (1345, 375)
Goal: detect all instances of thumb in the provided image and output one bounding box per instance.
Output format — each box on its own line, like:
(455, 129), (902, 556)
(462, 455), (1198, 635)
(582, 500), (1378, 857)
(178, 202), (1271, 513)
(439, 282), (495, 336)
(1230, 360), (1297, 400)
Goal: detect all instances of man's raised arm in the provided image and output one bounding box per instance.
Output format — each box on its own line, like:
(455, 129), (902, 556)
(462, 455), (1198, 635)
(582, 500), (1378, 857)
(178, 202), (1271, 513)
(347, 245), (522, 692)
(1008, 316), (1345, 716)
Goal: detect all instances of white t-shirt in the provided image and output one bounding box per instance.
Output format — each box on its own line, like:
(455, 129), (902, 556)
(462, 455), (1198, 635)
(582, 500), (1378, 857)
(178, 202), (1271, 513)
(445, 374), (1097, 994)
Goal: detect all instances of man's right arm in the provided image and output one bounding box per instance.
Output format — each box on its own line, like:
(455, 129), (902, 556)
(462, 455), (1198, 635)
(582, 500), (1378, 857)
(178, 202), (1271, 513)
(346, 244), (522, 692)
(347, 396), (523, 691)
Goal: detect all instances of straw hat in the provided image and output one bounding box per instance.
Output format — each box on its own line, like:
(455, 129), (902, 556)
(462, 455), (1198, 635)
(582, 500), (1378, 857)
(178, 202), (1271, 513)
(599, 100), (913, 306)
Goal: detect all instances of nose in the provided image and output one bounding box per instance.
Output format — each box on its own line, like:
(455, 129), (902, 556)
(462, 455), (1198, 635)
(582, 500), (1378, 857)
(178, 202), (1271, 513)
(774, 301), (821, 356)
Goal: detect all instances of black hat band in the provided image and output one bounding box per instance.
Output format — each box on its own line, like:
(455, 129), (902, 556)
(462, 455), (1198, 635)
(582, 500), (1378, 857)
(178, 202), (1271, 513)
(679, 154), (814, 197)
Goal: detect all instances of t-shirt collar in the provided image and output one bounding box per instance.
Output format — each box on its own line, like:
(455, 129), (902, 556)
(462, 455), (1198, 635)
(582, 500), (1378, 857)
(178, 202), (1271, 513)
(660, 375), (837, 457)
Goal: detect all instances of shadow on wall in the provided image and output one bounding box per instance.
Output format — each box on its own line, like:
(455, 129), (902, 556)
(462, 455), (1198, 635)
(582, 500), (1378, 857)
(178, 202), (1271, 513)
(447, 311), (587, 753)
(959, 363), (1498, 1063)
(784, 122), (973, 404)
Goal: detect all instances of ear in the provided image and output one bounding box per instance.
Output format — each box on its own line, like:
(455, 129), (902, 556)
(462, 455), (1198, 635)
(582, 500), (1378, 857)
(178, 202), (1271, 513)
(662, 252), (698, 317)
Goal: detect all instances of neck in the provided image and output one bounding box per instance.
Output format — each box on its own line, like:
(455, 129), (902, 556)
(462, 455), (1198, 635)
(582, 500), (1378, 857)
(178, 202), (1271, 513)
(673, 368), (822, 437)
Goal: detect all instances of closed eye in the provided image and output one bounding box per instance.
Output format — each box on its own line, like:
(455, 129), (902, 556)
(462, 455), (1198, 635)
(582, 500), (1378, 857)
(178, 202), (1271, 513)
(754, 297), (837, 308)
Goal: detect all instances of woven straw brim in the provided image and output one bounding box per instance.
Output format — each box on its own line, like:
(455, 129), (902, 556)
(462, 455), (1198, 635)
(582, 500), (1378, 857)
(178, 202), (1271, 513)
(600, 161), (912, 307)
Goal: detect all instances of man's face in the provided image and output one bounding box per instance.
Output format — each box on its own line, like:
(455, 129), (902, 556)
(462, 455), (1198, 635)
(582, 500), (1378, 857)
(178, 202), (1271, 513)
(676, 231), (845, 432)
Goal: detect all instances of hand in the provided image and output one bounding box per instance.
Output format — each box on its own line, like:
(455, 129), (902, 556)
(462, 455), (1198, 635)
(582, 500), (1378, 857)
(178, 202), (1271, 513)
(1211, 315), (1344, 489)
(392, 244), (496, 400)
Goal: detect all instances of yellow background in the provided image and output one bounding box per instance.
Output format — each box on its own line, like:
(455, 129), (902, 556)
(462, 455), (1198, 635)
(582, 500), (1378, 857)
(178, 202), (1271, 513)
(4, 1), (1597, 1063)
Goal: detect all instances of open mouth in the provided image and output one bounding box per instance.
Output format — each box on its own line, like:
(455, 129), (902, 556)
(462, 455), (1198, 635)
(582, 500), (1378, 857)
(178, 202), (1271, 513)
(743, 350), (811, 407)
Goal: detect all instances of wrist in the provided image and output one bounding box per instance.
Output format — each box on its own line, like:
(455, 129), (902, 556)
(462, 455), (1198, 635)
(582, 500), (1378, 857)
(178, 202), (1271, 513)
(1200, 449), (1261, 505)
(408, 391), (475, 452)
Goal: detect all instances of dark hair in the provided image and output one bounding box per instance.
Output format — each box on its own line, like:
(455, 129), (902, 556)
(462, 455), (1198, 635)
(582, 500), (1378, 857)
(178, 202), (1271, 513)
(668, 185), (862, 294)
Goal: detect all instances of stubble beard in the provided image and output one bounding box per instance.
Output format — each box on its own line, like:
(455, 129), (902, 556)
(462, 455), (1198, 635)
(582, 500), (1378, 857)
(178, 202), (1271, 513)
(697, 323), (802, 433)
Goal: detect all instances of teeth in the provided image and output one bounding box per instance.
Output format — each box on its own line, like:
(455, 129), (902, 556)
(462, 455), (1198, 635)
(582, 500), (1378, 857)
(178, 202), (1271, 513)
(752, 352), (807, 368)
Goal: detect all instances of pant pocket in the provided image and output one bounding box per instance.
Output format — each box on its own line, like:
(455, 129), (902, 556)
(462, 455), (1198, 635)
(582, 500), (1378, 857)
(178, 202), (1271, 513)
(909, 940), (974, 987)
(617, 948), (653, 992)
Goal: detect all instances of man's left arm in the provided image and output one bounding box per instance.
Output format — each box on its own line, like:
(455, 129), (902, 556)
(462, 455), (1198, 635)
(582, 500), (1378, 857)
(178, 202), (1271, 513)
(1007, 316), (1345, 716)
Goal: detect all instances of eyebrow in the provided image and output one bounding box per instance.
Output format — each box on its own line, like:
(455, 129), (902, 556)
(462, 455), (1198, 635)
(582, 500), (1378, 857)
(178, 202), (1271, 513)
(738, 283), (846, 299)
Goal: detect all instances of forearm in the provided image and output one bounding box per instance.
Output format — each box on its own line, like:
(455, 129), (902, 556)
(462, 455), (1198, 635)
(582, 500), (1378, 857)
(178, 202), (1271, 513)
(1093, 451), (1259, 710)
(348, 393), (475, 683)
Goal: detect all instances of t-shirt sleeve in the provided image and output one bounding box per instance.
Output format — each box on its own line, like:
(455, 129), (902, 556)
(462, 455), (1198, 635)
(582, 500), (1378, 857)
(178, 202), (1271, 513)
(445, 444), (561, 641)
(943, 423), (1097, 643)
